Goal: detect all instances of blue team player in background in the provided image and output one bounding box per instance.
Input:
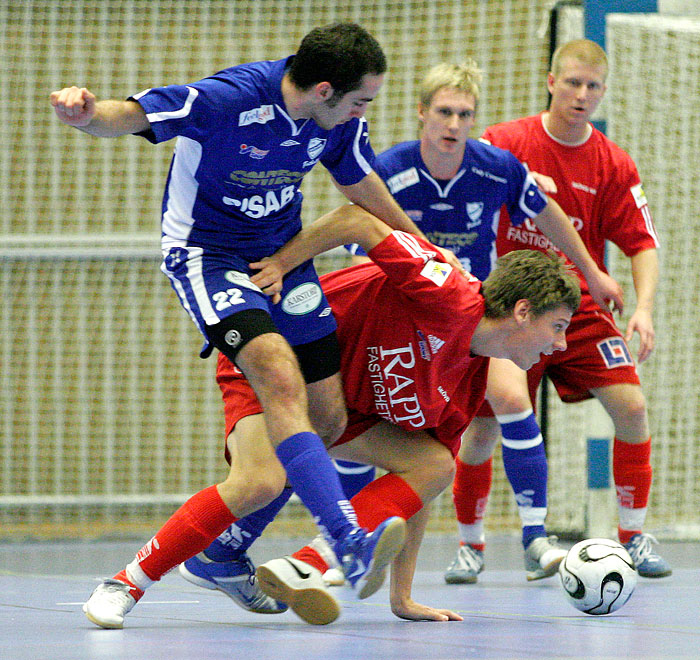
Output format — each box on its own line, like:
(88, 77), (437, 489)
(51, 24), (454, 627)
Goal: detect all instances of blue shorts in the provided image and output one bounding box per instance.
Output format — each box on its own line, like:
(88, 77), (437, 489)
(161, 245), (337, 357)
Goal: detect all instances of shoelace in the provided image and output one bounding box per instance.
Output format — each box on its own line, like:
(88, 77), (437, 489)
(453, 545), (482, 571)
(628, 533), (658, 562)
(99, 582), (133, 606)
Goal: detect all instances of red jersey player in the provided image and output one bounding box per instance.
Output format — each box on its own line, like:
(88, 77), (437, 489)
(446, 38), (669, 586)
(214, 203), (580, 624)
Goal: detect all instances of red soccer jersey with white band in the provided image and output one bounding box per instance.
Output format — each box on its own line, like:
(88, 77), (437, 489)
(482, 113), (659, 314)
(320, 231), (489, 455)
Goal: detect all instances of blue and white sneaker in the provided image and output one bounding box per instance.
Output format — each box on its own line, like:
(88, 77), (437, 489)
(335, 516), (407, 599)
(624, 533), (672, 578)
(179, 552), (288, 613)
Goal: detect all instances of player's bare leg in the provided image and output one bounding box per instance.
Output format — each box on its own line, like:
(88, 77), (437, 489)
(592, 383), (671, 577)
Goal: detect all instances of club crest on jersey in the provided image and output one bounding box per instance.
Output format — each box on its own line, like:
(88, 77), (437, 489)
(239, 144), (270, 159)
(597, 337), (634, 369)
(420, 259), (452, 286)
(307, 137), (326, 160)
(466, 202), (484, 228)
(238, 104), (275, 126)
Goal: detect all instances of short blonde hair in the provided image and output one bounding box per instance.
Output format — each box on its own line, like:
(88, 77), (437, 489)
(419, 59), (483, 109)
(550, 39), (608, 80)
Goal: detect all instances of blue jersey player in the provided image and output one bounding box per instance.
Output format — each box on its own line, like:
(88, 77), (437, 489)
(53, 24), (435, 628)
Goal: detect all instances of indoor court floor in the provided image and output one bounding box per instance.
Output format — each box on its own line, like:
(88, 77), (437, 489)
(2, 534), (699, 660)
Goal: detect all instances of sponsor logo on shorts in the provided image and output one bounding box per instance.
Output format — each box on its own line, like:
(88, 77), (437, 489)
(224, 329), (242, 347)
(597, 337), (634, 369)
(281, 282), (323, 315)
(238, 104), (274, 126)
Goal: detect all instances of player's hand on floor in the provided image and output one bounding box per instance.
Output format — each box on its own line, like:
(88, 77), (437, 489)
(391, 598), (464, 622)
(249, 256), (285, 304)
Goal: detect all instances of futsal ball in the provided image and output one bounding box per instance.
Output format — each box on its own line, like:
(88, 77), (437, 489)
(558, 538), (637, 615)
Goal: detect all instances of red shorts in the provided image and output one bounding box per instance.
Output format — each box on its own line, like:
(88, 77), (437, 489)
(477, 311), (641, 417)
(216, 352), (381, 453)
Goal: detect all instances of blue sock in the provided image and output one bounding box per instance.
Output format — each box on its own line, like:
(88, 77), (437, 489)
(202, 487), (294, 562)
(497, 410), (548, 549)
(334, 459), (375, 499)
(276, 432), (357, 542)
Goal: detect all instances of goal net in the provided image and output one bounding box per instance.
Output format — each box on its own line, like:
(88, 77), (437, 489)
(2, 1), (698, 542)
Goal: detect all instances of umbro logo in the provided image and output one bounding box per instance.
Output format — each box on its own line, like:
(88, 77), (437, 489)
(281, 139), (300, 147)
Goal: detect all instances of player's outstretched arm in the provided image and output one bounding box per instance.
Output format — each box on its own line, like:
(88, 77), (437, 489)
(249, 204), (391, 301)
(389, 505), (463, 622)
(50, 86), (149, 137)
(534, 197), (624, 314)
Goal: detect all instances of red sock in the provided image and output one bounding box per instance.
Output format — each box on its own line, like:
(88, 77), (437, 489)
(613, 438), (652, 544)
(452, 457), (492, 525)
(350, 473), (423, 530)
(292, 474), (422, 574)
(122, 485), (237, 587)
(292, 546), (328, 574)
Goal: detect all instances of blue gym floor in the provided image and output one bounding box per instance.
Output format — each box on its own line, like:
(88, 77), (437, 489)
(2, 535), (699, 659)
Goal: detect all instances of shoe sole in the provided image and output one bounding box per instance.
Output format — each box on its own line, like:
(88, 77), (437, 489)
(526, 556), (564, 581)
(257, 561), (340, 625)
(444, 573), (479, 585)
(82, 604), (123, 629)
(637, 568), (672, 578)
(354, 517), (407, 600)
(179, 562), (287, 614)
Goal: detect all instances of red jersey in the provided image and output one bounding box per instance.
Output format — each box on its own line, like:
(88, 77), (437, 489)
(482, 113), (659, 314)
(323, 231), (489, 453)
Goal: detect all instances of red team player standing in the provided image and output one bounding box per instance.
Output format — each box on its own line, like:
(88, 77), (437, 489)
(446, 39), (670, 584)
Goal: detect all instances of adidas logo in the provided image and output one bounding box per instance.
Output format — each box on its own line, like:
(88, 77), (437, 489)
(428, 334), (445, 354)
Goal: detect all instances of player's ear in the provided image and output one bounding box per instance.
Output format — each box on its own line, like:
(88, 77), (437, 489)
(315, 81), (334, 101)
(513, 299), (531, 324)
(417, 102), (425, 122)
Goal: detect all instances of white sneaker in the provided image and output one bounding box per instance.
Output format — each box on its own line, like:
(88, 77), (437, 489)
(322, 567), (346, 587)
(82, 579), (138, 629)
(444, 544), (484, 584)
(308, 533), (346, 586)
(524, 536), (567, 581)
(256, 556), (341, 625)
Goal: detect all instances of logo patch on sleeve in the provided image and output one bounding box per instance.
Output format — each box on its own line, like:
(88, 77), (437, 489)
(630, 182), (648, 209)
(419, 260), (452, 286)
(597, 337), (634, 369)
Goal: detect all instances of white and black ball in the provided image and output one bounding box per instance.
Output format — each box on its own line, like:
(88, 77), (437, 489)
(558, 538), (637, 615)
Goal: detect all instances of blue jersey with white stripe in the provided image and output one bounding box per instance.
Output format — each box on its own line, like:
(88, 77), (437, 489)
(131, 56), (375, 261)
(367, 139), (546, 280)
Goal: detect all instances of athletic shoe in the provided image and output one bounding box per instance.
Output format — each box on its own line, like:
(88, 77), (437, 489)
(82, 578), (138, 629)
(624, 533), (672, 578)
(256, 556), (341, 625)
(444, 544), (484, 584)
(322, 567), (346, 587)
(308, 533), (346, 586)
(336, 516), (407, 599)
(524, 535), (567, 581)
(179, 552), (287, 614)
